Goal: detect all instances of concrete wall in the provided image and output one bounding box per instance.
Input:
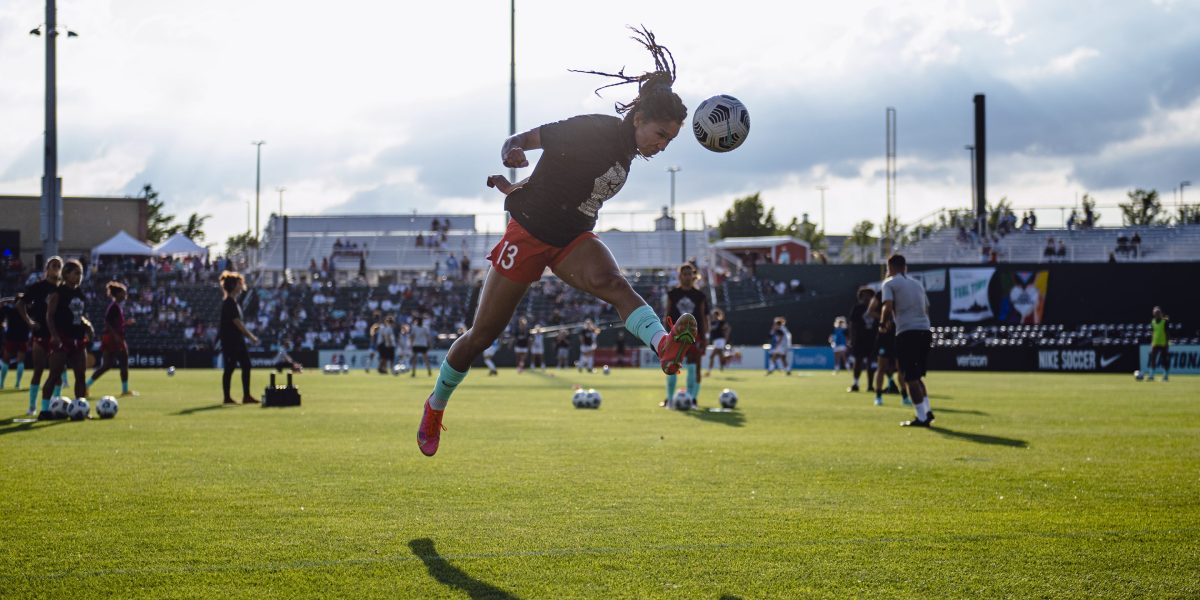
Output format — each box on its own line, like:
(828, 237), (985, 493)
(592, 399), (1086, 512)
(0, 195), (147, 266)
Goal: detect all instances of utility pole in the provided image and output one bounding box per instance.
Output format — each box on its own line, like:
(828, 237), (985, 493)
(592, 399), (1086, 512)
(508, 0), (517, 185)
(667, 166), (681, 219)
(815, 185), (828, 232)
(252, 140), (266, 242)
(33, 0), (76, 262)
(277, 186), (287, 217)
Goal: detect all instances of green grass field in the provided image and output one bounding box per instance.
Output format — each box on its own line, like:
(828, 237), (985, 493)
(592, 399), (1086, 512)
(1, 367), (1197, 599)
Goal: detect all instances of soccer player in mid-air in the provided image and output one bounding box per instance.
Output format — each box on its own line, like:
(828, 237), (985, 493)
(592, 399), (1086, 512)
(662, 262), (708, 407)
(87, 281), (137, 397)
(416, 26), (698, 456)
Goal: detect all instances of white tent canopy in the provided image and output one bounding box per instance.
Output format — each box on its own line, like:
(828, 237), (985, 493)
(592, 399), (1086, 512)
(154, 232), (208, 257)
(90, 230), (155, 259)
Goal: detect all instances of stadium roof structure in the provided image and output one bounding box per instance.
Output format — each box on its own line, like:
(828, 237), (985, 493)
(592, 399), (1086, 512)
(154, 233), (208, 257)
(263, 214), (477, 236)
(712, 236), (810, 251)
(91, 230), (155, 258)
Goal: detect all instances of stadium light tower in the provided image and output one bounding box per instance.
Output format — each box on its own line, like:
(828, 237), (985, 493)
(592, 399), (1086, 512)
(965, 145), (976, 209)
(1182, 181), (1192, 207)
(815, 185), (828, 232)
(252, 141), (266, 242)
(508, 0), (517, 186)
(667, 166), (681, 219)
(276, 186), (287, 217)
(30, 0), (78, 262)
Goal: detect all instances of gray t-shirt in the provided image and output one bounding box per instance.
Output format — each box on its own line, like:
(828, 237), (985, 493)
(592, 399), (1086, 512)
(881, 273), (930, 334)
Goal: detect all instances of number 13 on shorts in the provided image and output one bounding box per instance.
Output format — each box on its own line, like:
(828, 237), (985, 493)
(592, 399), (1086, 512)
(497, 241), (519, 270)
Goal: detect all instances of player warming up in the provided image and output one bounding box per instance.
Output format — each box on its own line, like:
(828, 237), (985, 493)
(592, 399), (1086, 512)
(662, 263), (708, 408)
(86, 281), (137, 397)
(416, 26), (698, 456)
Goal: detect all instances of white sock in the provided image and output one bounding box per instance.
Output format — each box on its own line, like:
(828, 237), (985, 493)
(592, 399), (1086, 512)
(915, 401), (928, 421)
(484, 358), (496, 370)
(651, 331), (666, 349)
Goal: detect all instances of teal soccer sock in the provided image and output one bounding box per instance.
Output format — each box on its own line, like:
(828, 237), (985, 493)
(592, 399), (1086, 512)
(686, 363), (699, 400)
(666, 373), (677, 400)
(52, 385), (62, 398)
(430, 360), (467, 410)
(29, 383), (39, 411)
(0, 362), (7, 387)
(122, 379), (129, 394)
(624, 304), (667, 350)
(15, 363), (23, 387)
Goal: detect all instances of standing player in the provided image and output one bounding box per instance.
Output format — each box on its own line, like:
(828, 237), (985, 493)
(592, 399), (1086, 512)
(577, 319), (600, 373)
(706, 308), (731, 376)
(19, 256), (63, 417)
(415, 26), (698, 456)
(871, 293), (909, 406)
(1145, 306), (1170, 382)
(663, 262), (709, 406)
(482, 338), (500, 376)
(847, 288), (877, 393)
(513, 317), (531, 373)
(830, 316), (848, 374)
(555, 330), (571, 369)
(530, 324), (546, 372)
(86, 281), (137, 397)
(371, 315), (397, 374)
(397, 322), (413, 371)
(879, 254), (934, 427)
(767, 317), (792, 375)
(40, 260), (93, 418)
(409, 315), (434, 377)
(1, 295), (31, 395)
(218, 271), (260, 405)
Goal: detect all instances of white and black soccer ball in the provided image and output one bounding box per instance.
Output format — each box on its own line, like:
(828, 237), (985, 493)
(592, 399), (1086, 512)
(1134, 370), (1143, 381)
(49, 396), (72, 419)
(719, 388), (739, 409)
(670, 389), (693, 411)
(167, 366), (176, 377)
(692, 95), (750, 153)
(602, 365), (610, 376)
(572, 388), (591, 409)
(96, 396), (119, 419)
(586, 388), (602, 409)
(67, 397), (90, 421)
(392, 363), (410, 376)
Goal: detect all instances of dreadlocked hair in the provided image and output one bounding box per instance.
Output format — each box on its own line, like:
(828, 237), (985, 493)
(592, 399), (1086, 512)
(570, 25), (687, 126)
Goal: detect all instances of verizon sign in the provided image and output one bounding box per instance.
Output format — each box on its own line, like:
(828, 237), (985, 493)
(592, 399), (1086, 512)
(955, 354), (989, 368)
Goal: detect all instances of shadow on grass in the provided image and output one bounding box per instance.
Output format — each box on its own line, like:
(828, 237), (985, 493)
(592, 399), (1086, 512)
(408, 538), (518, 600)
(930, 426), (1027, 448)
(0, 416), (68, 437)
(682, 408), (746, 427)
(928, 407), (989, 416)
(173, 404), (231, 416)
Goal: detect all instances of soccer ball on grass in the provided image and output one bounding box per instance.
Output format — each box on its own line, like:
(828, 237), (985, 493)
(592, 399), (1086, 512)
(96, 396), (119, 419)
(718, 388), (739, 409)
(67, 397), (90, 421)
(670, 389), (694, 411)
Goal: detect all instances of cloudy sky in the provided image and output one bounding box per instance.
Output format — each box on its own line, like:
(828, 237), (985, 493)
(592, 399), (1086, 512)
(1, 0), (1198, 246)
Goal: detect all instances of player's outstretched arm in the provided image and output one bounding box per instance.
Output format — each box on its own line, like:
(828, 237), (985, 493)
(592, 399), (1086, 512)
(485, 175), (528, 195)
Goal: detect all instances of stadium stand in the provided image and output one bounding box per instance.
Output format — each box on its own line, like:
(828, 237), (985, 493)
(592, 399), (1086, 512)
(897, 224), (1200, 264)
(931, 322), (1194, 349)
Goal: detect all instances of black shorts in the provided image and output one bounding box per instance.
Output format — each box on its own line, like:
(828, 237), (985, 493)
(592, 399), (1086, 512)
(222, 344), (252, 370)
(851, 336), (876, 360)
(379, 346), (396, 362)
(876, 332), (896, 358)
(412, 345), (428, 354)
(895, 330), (932, 382)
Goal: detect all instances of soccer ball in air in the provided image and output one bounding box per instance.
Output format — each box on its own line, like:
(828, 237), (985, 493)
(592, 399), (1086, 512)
(167, 366), (176, 377)
(96, 396), (119, 419)
(692, 95), (750, 153)
(586, 388), (602, 409)
(670, 389), (694, 411)
(68, 397), (90, 421)
(49, 396), (72, 419)
(718, 388), (739, 409)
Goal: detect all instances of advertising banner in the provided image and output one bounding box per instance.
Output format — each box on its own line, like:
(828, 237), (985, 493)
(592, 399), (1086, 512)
(1139, 344), (1200, 374)
(997, 270), (1049, 324)
(949, 268), (995, 322)
(928, 345), (1138, 373)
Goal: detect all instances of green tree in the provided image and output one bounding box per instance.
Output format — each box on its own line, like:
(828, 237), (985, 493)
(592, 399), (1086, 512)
(985, 197), (1012, 233)
(848, 220), (876, 247)
(179, 213), (212, 243)
(717, 193), (779, 238)
(225, 231), (259, 257)
(780, 214), (826, 253)
(139, 184), (176, 244)
(1119, 189), (1168, 226)
(1177, 204), (1200, 225)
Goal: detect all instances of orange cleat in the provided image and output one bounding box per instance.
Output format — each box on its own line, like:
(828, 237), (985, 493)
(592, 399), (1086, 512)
(657, 313), (697, 375)
(417, 396), (447, 457)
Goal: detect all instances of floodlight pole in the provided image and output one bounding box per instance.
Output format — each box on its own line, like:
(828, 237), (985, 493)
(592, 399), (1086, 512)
(508, 0), (517, 186)
(252, 141), (265, 243)
(40, 0), (61, 261)
(277, 186), (286, 217)
(1182, 181), (1192, 208)
(815, 185), (828, 232)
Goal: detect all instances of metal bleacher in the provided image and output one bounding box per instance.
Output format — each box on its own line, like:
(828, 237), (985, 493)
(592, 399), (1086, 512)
(899, 225), (1200, 264)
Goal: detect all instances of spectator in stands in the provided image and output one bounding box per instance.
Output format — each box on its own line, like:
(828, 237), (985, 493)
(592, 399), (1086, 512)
(1131, 232), (1141, 258)
(446, 253), (459, 280)
(1043, 238), (1056, 261)
(1116, 233), (1130, 256)
(1067, 210), (1077, 231)
(1109, 251), (1118, 263)
(431, 218), (441, 235)
(778, 247), (791, 265)
(460, 255), (471, 280)
(1056, 239), (1067, 259)
(416, 233), (425, 248)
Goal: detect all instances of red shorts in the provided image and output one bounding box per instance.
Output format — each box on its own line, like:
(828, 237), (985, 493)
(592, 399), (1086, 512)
(101, 333), (127, 353)
(4, 339), (28, 355)
(487, 219), (596, 284)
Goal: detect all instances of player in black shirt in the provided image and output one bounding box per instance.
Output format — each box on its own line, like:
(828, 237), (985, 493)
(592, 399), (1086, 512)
(18, 256), (62, 416)
(705, 308), (732, 376)
(39, 260), (93, 419)
(1, 295), (32, 394)
(417, 27), (699, 456)
(218, 271), (260, 405)
(577, 320), (600, 373)
(662, 263), (709, 407)
(513, 317), (531, 373)
(847, 288), (877, 393)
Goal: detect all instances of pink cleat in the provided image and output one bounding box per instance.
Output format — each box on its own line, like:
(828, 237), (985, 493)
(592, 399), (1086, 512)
(657, 313), (698, 375)
(417, 396), (446, 457)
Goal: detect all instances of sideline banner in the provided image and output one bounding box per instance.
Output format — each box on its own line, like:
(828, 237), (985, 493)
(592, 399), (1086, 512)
(949, 268), (995, 322)
(928, 345), (1138, 373)
(1139, 344), (1200, 374)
